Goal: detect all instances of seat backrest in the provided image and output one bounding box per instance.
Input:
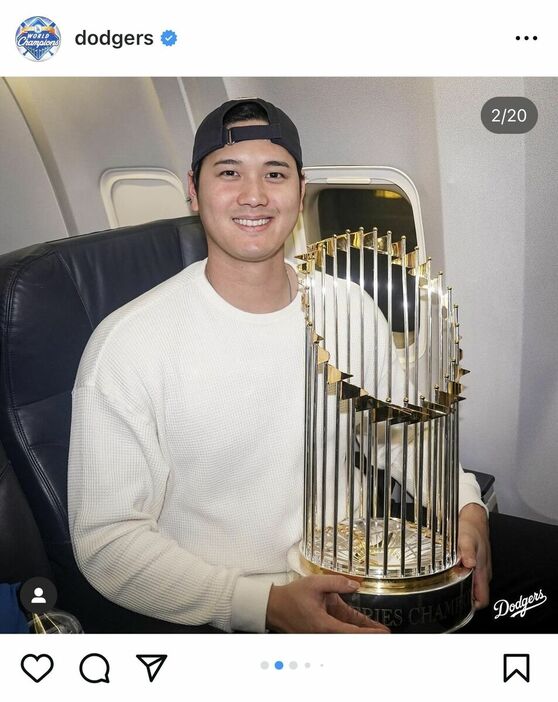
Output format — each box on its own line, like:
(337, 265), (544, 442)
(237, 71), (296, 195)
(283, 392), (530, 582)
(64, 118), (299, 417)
(0, 216), (208, 631)
(0, 441), (51, 585)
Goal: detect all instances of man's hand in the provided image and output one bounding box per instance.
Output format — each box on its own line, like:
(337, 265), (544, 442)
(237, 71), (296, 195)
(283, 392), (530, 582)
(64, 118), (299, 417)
(266, 575), (390, 633)
(458, 503), (492, 609)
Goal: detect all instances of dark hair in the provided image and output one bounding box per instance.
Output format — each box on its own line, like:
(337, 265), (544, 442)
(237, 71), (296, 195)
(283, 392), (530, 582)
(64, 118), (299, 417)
(223, 101), (270, 127)
(192, 101), (303, 192)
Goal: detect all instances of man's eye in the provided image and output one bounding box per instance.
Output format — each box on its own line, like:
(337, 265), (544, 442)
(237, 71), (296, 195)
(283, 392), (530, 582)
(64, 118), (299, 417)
(266, 172), (285, 179)
(219, 170), (238, 177)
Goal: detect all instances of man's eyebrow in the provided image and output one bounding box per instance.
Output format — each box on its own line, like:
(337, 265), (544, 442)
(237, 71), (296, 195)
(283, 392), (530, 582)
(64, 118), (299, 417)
(212, 159), (241, 166)
(211, 158), (291, 168)
(265, 160), (291, 168)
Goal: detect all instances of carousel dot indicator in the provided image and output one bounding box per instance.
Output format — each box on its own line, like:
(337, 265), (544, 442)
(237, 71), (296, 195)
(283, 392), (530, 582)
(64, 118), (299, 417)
(260, 661), (269, 669)
(274, 660), (284, 670)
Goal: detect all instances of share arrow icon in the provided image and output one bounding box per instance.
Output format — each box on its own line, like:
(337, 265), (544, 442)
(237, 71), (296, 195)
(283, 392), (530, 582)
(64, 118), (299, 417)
(136, 654), (168, 682)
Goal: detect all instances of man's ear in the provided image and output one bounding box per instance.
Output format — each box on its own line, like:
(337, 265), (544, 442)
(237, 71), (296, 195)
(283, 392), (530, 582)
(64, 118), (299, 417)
(187, 170), (199, 212)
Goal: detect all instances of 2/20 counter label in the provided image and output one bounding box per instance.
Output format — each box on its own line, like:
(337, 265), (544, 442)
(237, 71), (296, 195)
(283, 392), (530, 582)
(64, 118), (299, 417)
(481, 97), (538, 134)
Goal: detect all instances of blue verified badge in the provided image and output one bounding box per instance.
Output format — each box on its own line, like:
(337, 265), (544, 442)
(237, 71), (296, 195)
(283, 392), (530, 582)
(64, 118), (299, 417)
(15, 16), (61, 62)
(160, 30), (177, 46)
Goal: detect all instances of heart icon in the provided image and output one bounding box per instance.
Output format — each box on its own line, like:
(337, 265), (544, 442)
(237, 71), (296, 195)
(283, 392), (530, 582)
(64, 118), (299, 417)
(21, 654), (54, 682)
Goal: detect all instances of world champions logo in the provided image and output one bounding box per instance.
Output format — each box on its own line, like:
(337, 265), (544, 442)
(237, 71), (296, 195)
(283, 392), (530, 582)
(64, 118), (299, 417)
(15, 16), (61, 62)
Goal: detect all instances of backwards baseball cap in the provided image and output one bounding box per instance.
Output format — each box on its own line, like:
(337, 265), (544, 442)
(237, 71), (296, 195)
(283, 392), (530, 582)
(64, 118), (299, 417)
(191, 97), (303, 173)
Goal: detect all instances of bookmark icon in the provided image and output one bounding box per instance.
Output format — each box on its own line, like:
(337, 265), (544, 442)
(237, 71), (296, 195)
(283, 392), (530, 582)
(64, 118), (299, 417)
(503, 654), (530, 683)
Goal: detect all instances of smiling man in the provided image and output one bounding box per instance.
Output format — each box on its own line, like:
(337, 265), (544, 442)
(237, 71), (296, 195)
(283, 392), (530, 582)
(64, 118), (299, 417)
(188, 101), (304, 314)
(68, 98), (490, 634)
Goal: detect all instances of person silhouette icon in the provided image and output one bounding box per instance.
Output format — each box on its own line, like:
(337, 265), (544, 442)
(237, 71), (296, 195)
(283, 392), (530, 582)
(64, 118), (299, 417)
(20, 577), (57, 614)
(31, 587), (46, 604)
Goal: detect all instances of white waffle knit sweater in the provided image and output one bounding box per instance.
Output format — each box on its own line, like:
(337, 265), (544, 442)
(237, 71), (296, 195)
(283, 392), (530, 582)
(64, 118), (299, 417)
(68, 258), (483, 632)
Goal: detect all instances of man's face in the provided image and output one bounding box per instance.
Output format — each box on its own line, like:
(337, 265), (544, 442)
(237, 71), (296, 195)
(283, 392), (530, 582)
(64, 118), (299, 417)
(188, 120), (304, 265)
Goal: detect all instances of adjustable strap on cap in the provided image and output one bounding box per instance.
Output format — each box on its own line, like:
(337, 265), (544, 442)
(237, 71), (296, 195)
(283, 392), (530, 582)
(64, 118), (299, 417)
(224, 123), (282, 145)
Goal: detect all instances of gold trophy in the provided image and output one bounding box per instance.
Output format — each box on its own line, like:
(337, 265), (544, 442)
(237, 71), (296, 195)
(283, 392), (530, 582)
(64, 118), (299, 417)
(288, 229), (473, 632)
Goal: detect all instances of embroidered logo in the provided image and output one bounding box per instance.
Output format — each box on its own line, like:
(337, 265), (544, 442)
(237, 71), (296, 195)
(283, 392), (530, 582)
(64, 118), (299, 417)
(494, 589), (547, 619)
(15, 16), (61, 62)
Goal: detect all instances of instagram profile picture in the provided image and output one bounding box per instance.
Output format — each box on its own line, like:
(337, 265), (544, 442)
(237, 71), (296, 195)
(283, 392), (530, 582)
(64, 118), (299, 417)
(15, 16), (61, 62)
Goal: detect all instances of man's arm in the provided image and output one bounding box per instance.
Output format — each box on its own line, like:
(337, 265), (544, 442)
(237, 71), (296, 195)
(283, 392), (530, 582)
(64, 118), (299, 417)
(68, 384), (270, 632)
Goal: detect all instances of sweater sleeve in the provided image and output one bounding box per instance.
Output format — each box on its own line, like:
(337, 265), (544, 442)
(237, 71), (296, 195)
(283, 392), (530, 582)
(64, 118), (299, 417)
(68, 385), (271, 632)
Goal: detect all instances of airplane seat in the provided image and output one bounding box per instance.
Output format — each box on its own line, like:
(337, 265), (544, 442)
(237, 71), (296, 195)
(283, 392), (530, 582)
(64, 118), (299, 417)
(0, 215), (221, 633)
(0, 441), (52, 587)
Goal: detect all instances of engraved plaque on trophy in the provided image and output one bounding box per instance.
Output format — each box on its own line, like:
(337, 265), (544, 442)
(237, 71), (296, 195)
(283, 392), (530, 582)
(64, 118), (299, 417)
(288, 229), (474, 633)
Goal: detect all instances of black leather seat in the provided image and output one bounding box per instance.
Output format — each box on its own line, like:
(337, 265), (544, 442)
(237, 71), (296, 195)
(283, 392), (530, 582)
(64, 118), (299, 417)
(0, 441), (51, 585)
(0, 216), (215, 632)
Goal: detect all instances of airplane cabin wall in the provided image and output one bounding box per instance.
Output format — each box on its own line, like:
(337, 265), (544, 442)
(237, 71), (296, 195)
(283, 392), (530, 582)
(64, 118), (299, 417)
(0, 76), (556, 524)
(519, 79), (558, 522)
(0, 79), (67, 250)
(1, 77), (195, 243)
(434, 77), (558, 524)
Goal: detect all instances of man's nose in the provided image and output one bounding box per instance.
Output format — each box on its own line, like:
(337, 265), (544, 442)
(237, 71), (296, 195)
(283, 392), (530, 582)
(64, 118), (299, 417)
(237, 176), (268, 207)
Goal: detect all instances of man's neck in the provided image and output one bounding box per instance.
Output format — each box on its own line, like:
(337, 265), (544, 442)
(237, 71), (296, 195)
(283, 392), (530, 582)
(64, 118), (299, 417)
(205, 253), (296, 313)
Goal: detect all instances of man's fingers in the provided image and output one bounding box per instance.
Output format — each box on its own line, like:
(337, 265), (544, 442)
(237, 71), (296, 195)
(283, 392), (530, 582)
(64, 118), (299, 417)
(327, 596), (390, 632)
(473, 568), (490, 609)
(268, 577), (390, 633)
(328, 595), (391, 631)
(311, 574), (362, 594)
(322, 612), (390, 633)
(458, 534), (477, 568)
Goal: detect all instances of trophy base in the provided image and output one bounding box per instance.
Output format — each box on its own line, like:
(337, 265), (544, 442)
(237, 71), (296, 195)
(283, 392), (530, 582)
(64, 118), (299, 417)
(287, 545), (474, 633)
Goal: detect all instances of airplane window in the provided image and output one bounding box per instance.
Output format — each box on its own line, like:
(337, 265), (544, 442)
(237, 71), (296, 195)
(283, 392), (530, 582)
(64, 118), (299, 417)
(100, 168), (191, 229)
(317, 188), (417, 248)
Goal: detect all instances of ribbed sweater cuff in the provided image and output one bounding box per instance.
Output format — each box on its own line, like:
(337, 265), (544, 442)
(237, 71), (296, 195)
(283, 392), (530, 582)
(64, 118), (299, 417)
(459, 483), (489, 517)
(230, 577), (273, 632)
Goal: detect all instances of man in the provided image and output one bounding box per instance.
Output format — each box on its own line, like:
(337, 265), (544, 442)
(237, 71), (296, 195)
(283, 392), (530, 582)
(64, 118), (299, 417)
(68, 98), (490, 633)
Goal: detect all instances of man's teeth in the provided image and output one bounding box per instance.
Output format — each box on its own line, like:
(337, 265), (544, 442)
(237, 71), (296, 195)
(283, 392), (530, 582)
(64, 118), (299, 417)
(234, 218), (270, 227)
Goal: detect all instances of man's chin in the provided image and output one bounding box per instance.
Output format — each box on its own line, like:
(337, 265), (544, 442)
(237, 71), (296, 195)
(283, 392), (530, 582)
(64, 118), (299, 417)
(219, 246), (288, 265)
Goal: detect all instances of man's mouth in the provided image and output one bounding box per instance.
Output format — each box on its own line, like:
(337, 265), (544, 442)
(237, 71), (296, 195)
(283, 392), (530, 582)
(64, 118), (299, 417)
(232, 217), (272, 227)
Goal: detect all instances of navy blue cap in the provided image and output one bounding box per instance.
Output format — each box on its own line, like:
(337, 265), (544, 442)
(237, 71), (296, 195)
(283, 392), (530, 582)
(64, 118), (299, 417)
(191, 97), (303, 173)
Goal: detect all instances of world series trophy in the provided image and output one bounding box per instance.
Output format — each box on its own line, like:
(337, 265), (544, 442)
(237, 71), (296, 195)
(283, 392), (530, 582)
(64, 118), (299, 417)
(288, 228), (474, 633)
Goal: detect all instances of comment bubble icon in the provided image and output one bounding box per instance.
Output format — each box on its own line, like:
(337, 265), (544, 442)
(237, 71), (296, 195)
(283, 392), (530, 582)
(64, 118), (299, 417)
(79, 653), (110, 683)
